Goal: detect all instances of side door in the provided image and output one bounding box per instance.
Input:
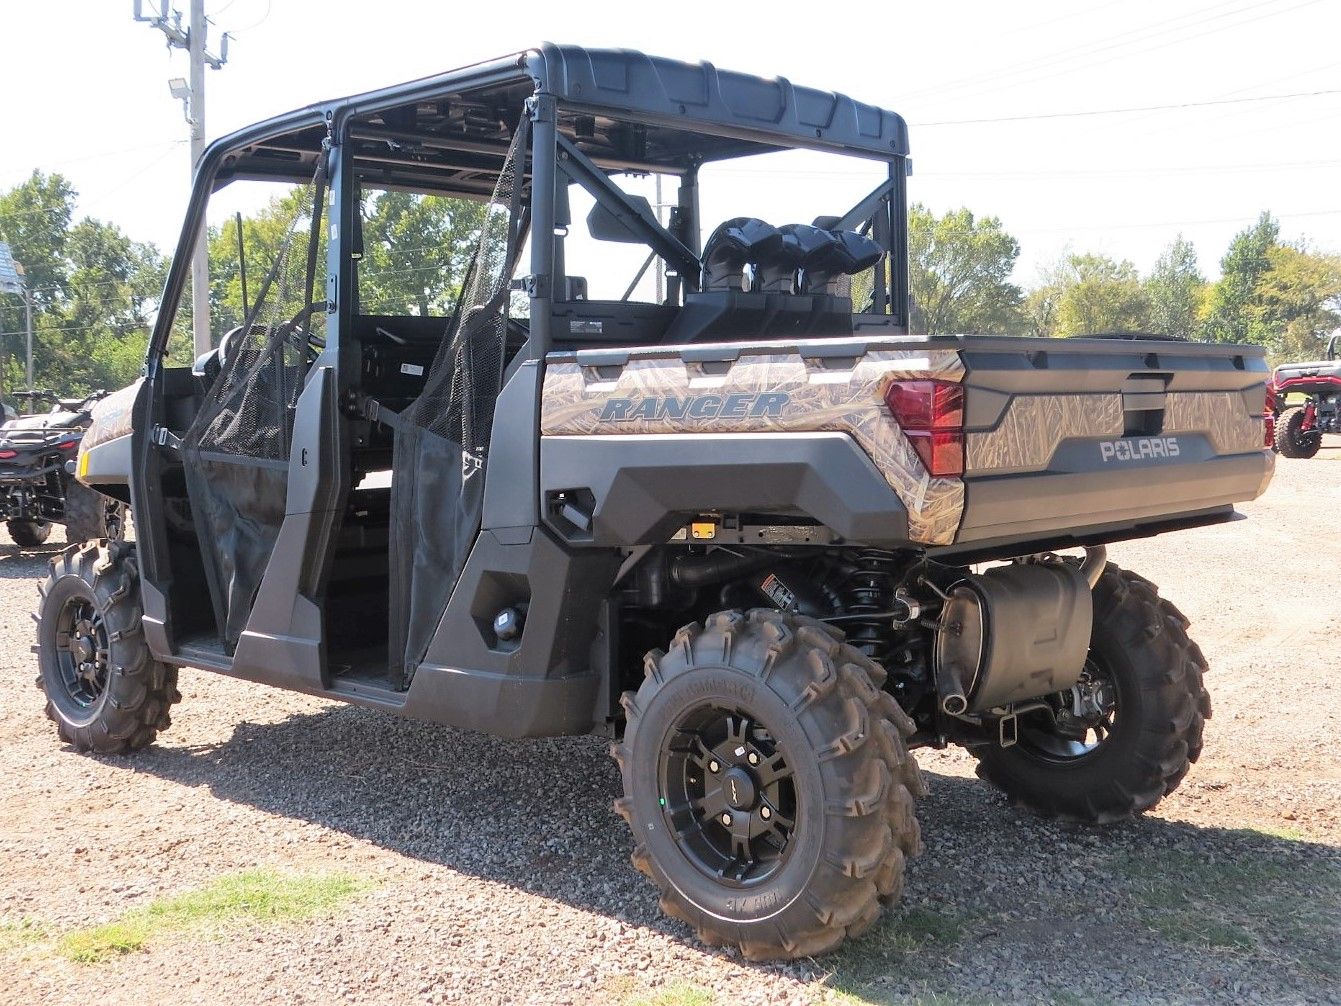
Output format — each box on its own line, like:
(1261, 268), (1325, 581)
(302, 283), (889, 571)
(179, 163), (330, 651)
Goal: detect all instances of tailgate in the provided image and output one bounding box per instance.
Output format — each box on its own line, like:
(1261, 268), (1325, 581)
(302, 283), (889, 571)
(950, 337), (1273, 553)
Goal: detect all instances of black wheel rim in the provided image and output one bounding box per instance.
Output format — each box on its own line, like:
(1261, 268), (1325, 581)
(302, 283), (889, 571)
(658, 704), (798, 887)
(54, 595), (109, 709)
(1016, 656), (1119, 763)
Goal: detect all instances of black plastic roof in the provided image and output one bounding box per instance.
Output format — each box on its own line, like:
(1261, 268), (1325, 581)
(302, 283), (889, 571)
(209, 45), (908, 190)
(525, 45), (908, 159)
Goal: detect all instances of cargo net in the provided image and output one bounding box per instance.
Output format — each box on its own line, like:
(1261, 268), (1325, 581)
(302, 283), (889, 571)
(185, 179), (324, 461)
(389, 117), (529, 684)
(182, 169), (326, 647)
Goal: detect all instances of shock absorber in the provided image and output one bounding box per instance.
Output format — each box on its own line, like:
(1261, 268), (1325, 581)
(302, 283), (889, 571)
(829, 549), (902, 665)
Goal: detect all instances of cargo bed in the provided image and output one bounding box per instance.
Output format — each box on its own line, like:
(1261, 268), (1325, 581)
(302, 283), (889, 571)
(539, 333), (1272, 556)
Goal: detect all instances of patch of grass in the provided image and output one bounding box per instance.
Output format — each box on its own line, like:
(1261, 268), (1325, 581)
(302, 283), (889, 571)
(58, 869), (370, 963)
(1113, 847), (1341, 977)
(624, 980), (714, 1006)
(887, 906), (965, 950)
(1249, 824), (1309, 842)
(1045, 992), (1114, 1006)
(0, 919), (47, 954)
(822, 990), (988, 1006)
(820, 905), (974, 1004)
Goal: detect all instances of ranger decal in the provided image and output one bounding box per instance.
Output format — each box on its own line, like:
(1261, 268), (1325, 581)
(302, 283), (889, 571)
(598, 392), (790, 423)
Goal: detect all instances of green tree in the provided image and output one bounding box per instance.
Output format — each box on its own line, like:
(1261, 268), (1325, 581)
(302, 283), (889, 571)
(907, 204), (1024, 334)
(1145, 236), (1205, 340)
(1254, 243), (1341, 361)
(208, 186), (323, 335)
(358, 190), (485, 316)
(0, 171), (75, 312)
(1036, 253), (1151, 337)
(1202, 212), (1280, 344)
(0, 172), (166, 396)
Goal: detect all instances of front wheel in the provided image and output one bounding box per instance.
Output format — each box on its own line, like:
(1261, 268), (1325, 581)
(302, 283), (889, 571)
(63, 479), (125, 542)
(973, 564), (1211, 824)
(1273, 406), (1322, 458)
(7, 518), (52, 547)
(612, 610), (925, 961)
(35, 541), (179, 754)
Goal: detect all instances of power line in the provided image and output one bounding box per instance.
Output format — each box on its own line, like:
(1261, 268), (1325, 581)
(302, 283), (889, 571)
(0, 320), (151, 338)
(0, 144), (188, 240)
(903, 0), (1329, 130)
(708, 157), (1341, 180)
(913, 87), (1341, 127)
(1010, 207), (1341, 235)
(897, 0), (1289, 108)
(224, 0), (270, 35)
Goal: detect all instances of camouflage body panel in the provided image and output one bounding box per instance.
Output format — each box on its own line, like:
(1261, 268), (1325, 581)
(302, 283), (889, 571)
(967, 390), (1266, 474)
(1163, 391), (1265, 456)
(81, 380), (141, 452)
(967, 394), (1124, 474)
(540, 348), (966, 545)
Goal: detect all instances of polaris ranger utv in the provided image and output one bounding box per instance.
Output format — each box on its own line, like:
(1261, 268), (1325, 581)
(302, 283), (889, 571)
(40, 46), (1273, 960)
(0, 389), (124, 545)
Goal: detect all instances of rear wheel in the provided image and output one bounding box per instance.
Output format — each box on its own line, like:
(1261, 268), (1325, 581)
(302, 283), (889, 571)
(7, 519), (51, 547)
(63, 479), (124, 542)
(973, 564), (1210, 823)
(612, 609), (924, 961)
(35, 541), (179, 754)
(1274, 406), (1322, 458)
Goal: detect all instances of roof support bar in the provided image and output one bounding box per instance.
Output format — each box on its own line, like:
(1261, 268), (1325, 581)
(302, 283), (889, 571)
(833, 178), (895, 233)
(554, 132), (701, 286)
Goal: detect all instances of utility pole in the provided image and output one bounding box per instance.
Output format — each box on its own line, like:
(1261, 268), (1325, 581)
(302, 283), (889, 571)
(133, 0), (229, 357)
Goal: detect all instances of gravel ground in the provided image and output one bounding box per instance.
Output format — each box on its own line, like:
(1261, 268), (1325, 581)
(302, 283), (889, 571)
(2, 454), (1339, 1006)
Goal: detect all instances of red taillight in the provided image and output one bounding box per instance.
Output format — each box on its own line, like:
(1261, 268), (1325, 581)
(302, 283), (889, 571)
(884, 379), (965, 477)
(0, 450), (14, 459)
(57, 439), (79, 452)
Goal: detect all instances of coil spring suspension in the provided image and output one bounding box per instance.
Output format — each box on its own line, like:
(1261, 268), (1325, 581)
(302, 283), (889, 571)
(831, 549), (902, 666)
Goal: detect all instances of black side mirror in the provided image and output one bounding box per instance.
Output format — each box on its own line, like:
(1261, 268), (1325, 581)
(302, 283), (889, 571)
(587, 196), (656, 243)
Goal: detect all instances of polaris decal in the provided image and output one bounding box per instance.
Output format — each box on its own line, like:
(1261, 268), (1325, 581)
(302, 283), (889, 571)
(1099, 436), (1181, 463)
(597, 392), (790, 423)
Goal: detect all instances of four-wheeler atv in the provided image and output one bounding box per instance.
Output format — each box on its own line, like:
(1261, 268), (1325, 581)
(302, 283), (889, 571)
(35, 45), (1274, 960)
(0, 390), (125, 546)
(1267, 333), (1340, 458)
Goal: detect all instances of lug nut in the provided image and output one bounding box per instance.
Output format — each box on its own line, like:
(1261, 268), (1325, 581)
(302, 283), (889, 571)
(760, 806), (772, 820)
(720, 812), (732, 826)
(747, 751), (760, 766)
(707, 759), (720, 773)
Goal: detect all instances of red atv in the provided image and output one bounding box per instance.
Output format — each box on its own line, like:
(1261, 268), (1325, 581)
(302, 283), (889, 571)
(1267, 334), (1341, 458)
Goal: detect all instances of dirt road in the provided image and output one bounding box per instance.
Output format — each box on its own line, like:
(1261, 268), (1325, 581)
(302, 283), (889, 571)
(1, 454), (1338, 1005)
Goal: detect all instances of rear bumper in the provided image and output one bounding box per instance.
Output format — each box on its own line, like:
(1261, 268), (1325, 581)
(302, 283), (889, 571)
(944, 450), (1272, 557)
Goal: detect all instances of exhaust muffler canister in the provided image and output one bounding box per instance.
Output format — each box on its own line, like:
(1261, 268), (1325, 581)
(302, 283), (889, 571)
(934, 562), (1093, 714)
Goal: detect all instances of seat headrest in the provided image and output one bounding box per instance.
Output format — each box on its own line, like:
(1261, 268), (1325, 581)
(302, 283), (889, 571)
(799, 229), (883, 295)
(702, 217), (783, 290)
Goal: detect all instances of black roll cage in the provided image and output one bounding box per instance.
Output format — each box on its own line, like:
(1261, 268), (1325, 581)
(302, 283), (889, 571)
(146, 45), (912, 374)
